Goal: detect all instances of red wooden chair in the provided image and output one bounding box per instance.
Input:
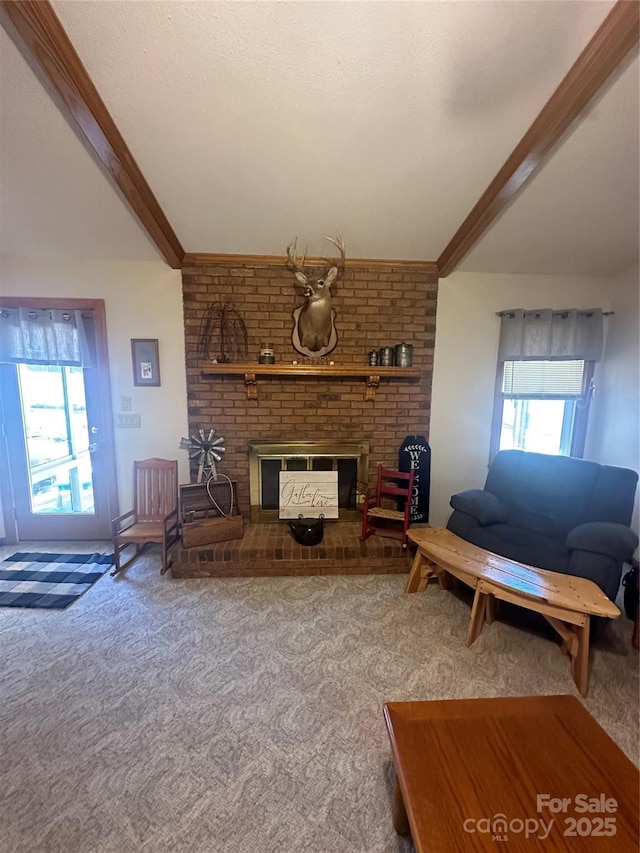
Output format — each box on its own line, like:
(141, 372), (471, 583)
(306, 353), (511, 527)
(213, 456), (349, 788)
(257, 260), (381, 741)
(111, 458), (179, 576)
(360, 466), (415, 549)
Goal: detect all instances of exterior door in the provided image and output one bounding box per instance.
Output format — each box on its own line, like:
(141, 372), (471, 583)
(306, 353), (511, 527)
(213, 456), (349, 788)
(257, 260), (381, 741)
(0, 299), (117, 542)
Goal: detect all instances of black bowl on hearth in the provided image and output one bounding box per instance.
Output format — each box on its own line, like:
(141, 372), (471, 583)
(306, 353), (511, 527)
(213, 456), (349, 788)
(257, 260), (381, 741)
(288, 515), (325, 546)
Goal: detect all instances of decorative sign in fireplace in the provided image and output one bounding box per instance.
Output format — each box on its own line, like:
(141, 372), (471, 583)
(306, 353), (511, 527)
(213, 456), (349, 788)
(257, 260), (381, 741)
(249, 440), (369, 523)
(278, 470), (339, 519)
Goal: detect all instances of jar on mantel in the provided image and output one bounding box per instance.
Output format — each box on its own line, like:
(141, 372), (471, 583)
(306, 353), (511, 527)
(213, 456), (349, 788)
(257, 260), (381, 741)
(258, 342), (275, 364)
(394, 343), (413, 367)
(379, 347), (394, 367)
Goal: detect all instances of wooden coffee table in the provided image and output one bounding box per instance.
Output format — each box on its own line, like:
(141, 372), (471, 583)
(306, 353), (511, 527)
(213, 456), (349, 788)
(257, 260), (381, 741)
(384, 695), (639, 852)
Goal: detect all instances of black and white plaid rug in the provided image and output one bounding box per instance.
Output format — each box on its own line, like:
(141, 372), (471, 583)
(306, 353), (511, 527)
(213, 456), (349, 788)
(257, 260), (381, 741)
(0, 552), (114, 609)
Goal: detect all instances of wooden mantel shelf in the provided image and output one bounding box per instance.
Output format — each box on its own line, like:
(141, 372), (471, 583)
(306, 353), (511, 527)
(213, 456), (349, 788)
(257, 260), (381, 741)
(201, 362), (422, 401)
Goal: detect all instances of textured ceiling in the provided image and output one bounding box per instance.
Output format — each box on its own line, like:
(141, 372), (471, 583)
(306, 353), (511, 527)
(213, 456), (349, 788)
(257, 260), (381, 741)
(1, 0), (638, 275)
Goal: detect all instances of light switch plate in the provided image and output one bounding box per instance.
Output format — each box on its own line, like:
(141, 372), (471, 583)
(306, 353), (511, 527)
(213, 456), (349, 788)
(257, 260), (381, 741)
(121, 396), (132, 412)
(115, 413), (141, 429)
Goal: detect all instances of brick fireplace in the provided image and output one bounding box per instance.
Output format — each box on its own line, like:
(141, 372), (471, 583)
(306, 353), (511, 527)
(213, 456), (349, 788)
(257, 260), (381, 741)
(176, 253), (438, 576)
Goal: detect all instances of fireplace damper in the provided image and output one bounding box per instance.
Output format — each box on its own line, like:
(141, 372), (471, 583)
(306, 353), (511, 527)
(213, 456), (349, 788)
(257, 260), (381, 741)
(248, 440), (369, 523)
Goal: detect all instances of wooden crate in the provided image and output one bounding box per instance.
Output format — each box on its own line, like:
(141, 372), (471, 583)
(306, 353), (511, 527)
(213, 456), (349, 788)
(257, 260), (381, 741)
(180, 480), (243, 547)
(180, 480), (238, 522)
(182, 512), (244, 548)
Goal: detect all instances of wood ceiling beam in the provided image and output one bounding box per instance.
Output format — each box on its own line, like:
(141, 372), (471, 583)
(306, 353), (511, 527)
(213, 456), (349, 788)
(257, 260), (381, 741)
(436, 0), (640, 278)
(183, 252), (439, 273)
(0, 0), (184, 269)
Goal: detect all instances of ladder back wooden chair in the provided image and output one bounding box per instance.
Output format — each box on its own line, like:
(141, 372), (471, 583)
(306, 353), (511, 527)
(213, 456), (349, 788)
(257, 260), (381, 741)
(360, 466), (416, 549)
(111, 458), (179, 576)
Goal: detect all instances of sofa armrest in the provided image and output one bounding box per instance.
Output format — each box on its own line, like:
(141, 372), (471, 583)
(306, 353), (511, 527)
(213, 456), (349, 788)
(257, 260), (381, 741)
(449, 489), (508, 526)
(566, 522), (639, 562)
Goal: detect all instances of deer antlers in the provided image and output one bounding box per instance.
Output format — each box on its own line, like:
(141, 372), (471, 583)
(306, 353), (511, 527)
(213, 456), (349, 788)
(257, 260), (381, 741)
(321, 233), (346, 270)
(286, 239), (307, 277)
(286, 233), (345, 280)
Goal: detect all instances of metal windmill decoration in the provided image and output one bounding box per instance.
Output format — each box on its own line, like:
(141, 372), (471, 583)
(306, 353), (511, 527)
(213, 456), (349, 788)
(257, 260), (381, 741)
(180, 428), (226, 482)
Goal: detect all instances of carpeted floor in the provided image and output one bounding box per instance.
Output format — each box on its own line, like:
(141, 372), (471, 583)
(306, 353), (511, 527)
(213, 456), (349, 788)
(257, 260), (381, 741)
(0, 541), (638, 852)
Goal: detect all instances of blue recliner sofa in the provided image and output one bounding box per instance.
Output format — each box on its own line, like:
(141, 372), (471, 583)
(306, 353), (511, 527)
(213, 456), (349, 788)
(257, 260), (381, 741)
(447, 450), (639, 604)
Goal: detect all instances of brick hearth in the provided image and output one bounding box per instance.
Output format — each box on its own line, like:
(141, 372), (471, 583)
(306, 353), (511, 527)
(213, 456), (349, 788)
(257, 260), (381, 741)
(171, 521), (415, 578)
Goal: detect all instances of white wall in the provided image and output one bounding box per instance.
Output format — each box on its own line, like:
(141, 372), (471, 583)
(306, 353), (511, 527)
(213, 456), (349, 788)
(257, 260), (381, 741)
(584, 265), (640, 535)
(0, 254), (189, 524)
(428, 270), (624, 527)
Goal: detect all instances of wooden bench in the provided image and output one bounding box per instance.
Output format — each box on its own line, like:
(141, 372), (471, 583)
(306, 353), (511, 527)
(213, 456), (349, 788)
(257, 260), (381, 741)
(406, 528), (620, 697)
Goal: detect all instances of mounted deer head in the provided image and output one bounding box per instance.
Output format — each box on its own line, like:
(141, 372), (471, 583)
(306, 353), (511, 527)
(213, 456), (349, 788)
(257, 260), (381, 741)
(286, 233), (345, 357)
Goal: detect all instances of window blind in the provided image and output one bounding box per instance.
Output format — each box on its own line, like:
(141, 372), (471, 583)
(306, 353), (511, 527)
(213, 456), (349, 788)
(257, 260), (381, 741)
(502, 360), (585, 398)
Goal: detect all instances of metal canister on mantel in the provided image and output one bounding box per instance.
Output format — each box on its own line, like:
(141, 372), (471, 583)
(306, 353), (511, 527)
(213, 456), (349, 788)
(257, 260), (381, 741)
(379, 347), (394, 367)
(394, 343), (413, 367)
(258, 342), (275, 364)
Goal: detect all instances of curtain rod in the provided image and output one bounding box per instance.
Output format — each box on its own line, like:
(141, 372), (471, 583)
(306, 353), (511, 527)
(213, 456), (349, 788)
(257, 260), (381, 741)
(495, 310), (614, 317)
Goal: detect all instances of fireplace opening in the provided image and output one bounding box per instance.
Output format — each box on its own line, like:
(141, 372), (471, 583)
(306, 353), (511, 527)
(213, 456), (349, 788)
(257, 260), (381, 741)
(249, 441), (369, 523)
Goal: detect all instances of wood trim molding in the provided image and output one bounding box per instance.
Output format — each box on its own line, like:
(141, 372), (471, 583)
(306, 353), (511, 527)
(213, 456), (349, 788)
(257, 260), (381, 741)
(437, 0), (640, 278)
(0, 296), (110, 311)
(0, 0), (184, 269)
(0, 365), (18, 543)
(184, 252), (439, 273)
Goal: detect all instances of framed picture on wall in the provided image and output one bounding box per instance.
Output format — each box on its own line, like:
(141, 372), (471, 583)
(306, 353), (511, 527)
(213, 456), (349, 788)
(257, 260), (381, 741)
(131, 338), (161, 387)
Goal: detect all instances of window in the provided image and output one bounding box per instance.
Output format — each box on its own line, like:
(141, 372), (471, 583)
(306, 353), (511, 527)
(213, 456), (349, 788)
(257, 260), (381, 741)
(17, 363), (95, 514)
(491, 359), (594, 459)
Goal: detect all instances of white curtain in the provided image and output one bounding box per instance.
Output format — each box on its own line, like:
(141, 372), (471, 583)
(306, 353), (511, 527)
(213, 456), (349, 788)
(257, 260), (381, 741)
(0, 307), (92, 365)
(498, 308), (603, 361)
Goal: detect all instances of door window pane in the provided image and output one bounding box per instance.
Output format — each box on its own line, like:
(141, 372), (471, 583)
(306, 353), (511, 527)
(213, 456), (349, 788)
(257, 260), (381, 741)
(19, 364), (70, 466)
(18, 363), (95, 515)
(66, 367), (90, 454)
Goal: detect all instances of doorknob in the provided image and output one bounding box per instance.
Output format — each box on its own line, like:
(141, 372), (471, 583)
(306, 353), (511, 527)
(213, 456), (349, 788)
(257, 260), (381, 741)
(90, 426), (100, 434)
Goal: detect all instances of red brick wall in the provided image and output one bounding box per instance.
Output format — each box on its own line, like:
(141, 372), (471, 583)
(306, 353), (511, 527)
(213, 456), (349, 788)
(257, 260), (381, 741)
(182, 257), (438, 512)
